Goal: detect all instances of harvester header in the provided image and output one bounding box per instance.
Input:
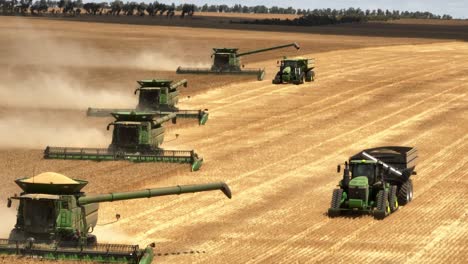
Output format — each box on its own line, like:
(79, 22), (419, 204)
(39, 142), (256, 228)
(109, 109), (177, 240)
(45, 110), (203, 171)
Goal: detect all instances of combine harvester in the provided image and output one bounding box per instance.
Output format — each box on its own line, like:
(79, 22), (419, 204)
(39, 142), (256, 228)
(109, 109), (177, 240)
(328, 146), (418, 219)
(272, 57), (315, 85)
(0, 172), (231, 263)
(44, 112), (204, 171)
(176, 43), (300, 80)
(87, 79), (209, 125)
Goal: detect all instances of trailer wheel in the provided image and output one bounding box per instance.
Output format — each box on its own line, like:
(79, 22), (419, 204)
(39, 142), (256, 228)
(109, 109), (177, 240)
(397, 179), (413, 205)
(328, 189), (343, 217)
(374, 190), (390, 220)
(389, 185), (399, 212)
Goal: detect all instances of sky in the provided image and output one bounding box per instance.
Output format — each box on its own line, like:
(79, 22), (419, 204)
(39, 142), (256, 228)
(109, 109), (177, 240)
(151, 0), (468, 19)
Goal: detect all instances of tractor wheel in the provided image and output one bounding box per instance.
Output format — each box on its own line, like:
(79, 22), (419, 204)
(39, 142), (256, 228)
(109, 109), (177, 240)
(397, 179), (414, 206)
(374, 190), (390, 220)
(389, 185), (399, 212)
(272, 74), (281, 84)
(306, 71), (315, 82)
(328, 189), (343, 217)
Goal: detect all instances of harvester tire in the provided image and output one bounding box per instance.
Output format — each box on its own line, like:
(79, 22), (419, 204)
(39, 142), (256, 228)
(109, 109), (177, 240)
(389, 185), (399, 212)
(375, 190), (390, 220)
(397, 179), (413, 206)
(306, 71), (314, 82)
(328, 189), (343, 217)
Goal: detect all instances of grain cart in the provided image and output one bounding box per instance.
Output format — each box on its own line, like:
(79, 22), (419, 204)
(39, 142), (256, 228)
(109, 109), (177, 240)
(176, 43), (300, 81)
(328, 146), (418, 219)
(87, 79), (209, 125)
(272, 57), (315, 85)
(44, 112), (203, 171)
(0, 172), (231, 263)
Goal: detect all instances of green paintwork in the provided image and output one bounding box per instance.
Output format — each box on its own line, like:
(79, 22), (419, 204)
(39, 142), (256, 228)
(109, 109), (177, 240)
(273, 57), (315, 85)
(177, 43), (300, 81)
(349, 176), (369, 188)
(87, 79), (208, 125)
(1, 175), (231, 263)
(44, 111), (204, 171)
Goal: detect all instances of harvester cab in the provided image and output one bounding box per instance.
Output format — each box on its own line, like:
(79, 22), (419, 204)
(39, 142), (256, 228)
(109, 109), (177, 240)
(107, 111), (176, 152)
(2, 172), (231, 263)
(272, 57), (315, 85)
(135, 79), (186, 111)
(329, 146), (418, 219)
(176, 43), (300, 81)
(87, 79), (209, 125)
(45, 111), (204, 171)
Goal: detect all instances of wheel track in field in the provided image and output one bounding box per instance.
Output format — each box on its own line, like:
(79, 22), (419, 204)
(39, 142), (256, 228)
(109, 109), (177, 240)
(114, 50), (430, 225)
(237, 96), (467, 263)
(186, 48), (408, 108)
(117, 72), (464, 232)
(299, 136), (468, 263)
(133, 86), (465, 246)
(255, 131), (467, 263)
(200, 42), (467, 113)
(183, 52), (463, 152)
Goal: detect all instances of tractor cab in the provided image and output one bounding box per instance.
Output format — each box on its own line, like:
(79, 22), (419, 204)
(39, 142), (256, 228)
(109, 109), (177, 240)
(281, 59), (299, 68)
(350, 160), (380, 184)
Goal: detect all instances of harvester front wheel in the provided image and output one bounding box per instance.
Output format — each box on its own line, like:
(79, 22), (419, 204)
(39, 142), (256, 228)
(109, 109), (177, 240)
(389, 185), (399, 212)
(374, 190), (390, 220)
(397, 179), (413, 206)
(328, 189), (343, 217)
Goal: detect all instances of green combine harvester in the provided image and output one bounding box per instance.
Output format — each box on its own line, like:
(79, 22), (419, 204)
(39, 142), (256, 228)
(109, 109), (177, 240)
(0, 172), (231, 263)
(176, 43), (300, 81)
(44, 112), (203, 171)
(87, 79), (209, 125)
(272, 57), (315, 84)
(328, 146), (418, 219)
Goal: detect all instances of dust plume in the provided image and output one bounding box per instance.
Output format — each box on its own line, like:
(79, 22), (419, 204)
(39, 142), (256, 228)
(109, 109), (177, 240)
(0, 71), (134, 109)
(0, 207), (16, 238)
(4, 20), (209, 71)
(93, 225), (135, 245)
(0, 114), (109, 149)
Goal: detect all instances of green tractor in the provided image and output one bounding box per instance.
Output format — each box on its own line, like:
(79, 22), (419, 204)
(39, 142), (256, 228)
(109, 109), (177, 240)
(87, 79), (209, 125)
(328, 146), (418, 219)
(272, 57), (315, 85)
(176, 43), (300, 81)
(44, 111), (204, 171)
(1, 172), (231, 263)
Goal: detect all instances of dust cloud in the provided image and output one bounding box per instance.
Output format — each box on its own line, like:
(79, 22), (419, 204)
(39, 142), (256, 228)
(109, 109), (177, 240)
(4, 20), (209, 71)
(93, 225), (135, 245)
(0, 207), (17, 238)
(0, 114), (109, 149)
(0, 71), (134, 109)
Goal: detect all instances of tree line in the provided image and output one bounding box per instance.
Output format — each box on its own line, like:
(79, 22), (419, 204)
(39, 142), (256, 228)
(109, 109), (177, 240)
(0, 0), (195, 17)
(0, 1), (454, 21)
